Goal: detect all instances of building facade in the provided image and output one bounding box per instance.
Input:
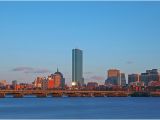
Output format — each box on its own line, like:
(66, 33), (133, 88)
(72, 48), (84, 86)
(47, 69), (65, 89)
(34, 77), (45, 89)
(121, 73), (126, 86)
(12, 80), (18, 90)
(87, 82), (98, 90)
(53, 69), (65, 89)
(105, 69), (121, 86)
(140, 69), (159, 86)
(128, 74), (140, 85)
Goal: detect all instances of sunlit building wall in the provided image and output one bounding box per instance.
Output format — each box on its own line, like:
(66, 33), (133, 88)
(105, 69), (121, 86)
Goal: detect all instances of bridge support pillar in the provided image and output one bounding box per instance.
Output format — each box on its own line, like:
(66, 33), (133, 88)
(52, 93), (62, 97)
(94, 93), (104, 97)
(13, 93), (23, 98)
(36, 93), (47, 98)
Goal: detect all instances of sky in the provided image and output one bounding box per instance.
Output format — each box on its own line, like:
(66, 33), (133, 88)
(0, 1), (160, 85)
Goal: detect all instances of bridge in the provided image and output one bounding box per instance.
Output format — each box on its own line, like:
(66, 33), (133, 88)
(0, 90), (130, 98)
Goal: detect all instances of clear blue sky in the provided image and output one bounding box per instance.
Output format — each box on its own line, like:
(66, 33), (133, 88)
(0, 1), (160, 85)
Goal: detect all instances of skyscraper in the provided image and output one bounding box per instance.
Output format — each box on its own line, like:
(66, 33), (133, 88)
(105, 69), (121, 86)
(105, 69), (126, 86)
(72, 48), (84, 86)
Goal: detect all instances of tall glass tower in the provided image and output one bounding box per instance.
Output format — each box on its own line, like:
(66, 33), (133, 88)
(72, 48), (84, 86)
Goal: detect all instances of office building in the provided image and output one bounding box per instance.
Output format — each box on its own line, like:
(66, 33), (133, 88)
(34, 77), (45, 89)
(140, 69), (159, 86)
(128, 74), (139, 85)
(0, 80), (7, 87)
(12, 80), (18, 90)
(12, 80), (18, 86)
(72, 48), (84, 86)
(121, 73), (126, 86)
(53, 68), (65, 89)
(41, 77), (48, 90)
(87, 82), (98, 90)
(47, 75), (54, 89)
(105, 69), (121, 86)
(47, 69), (65, 89)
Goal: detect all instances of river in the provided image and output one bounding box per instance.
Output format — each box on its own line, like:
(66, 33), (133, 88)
(0, 97), (160, 119)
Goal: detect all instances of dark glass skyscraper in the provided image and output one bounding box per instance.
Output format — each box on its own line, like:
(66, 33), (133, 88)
(120, 73), (126, 86)
(72, 49), (84, 86)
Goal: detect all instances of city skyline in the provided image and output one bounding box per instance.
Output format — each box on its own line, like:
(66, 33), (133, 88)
(0, 2), (160, 84)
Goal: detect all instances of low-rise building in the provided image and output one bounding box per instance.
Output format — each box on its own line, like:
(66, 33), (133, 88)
(86, 82), (98, 90)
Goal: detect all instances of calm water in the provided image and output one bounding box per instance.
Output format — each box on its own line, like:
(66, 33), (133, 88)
(0, 97), (160, 119)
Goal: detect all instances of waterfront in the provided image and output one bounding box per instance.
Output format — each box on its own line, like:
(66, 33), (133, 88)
(0, 97), (160, 119)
